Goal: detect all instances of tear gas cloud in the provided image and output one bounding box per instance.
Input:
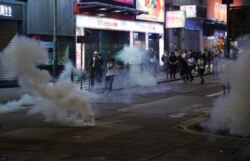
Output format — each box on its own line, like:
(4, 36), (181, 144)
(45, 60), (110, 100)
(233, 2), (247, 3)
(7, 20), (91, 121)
(115, 45), (157, 87)
(203, 41), (250, 137)
(0, 37), (95, 126)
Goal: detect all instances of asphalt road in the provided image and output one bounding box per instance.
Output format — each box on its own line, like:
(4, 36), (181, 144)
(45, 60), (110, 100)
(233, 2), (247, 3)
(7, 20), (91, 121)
(0, 75), (249, 161)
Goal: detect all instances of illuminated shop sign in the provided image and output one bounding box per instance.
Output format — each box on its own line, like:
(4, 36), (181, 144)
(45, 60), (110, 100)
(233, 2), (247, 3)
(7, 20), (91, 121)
(180, 5), (196, 18)
(166, 11), (186, 28)
(113, 0), (134, 5)
(0, 5), (12, 17)
(0, 3), (22, 20)
(136, 0), (165, 22)
(76, 15), (163, 33)
(207, 0), (227, 22)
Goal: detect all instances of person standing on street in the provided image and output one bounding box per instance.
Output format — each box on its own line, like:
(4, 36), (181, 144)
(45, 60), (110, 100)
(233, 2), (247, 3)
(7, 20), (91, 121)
(187, 53), (195, 82)
(104, 58), (116, 96)
(196, 55), (205, 84)
(161, 51), (170, 78)
(90, 50), (103, 87)
(178, 55), (189, 83)
(168, 51), (179, 79)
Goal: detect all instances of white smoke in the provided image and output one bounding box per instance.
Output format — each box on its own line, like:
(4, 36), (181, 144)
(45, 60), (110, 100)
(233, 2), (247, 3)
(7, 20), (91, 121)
(115, 45), (157, 87)
(1, 37), (95, 126)
(0, 94), (36, 114)
(203, 50), (250, 137)
(58, 61), (84, 81)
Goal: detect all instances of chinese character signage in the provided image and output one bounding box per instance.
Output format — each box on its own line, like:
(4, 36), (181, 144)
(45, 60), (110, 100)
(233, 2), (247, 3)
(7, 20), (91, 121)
(113, 0), (134, 5)
(0, 3), (22, 21)
(180, 5), (197, 18)
(166, 11), (186, 28)
(0, 5), (12, 17)
(136, 0), (165, 22)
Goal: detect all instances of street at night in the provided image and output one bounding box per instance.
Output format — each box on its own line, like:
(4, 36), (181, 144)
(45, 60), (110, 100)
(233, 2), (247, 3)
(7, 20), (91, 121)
(1, 0), (250, 161)
(1, 75), (250, 161)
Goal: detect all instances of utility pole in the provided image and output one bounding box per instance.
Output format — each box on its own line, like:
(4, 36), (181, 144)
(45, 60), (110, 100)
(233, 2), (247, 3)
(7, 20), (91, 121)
(53, 0), (57, 80)
(226, 2), (230, 58)
(222, 0), (233, 58)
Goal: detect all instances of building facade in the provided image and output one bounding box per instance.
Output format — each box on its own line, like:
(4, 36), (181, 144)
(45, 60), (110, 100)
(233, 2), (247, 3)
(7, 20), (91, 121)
(0, 0), (26, 86)
(27, 0), (75, 76)
(74, 0), (164, 69)
(165, 0), (206, 53)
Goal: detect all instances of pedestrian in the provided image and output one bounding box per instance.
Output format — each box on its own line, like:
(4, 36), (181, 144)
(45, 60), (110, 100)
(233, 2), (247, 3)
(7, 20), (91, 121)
(187, 53), (195, 82)
(181, 49), (188, 60)
(168, 51), (178, 79)
(178, 55), (189, 83)
(148, 48), (157, 77)
(104, 58), (116, 96)
(213, 50), (222, 76)
(161, 51), (169, 78)
(90, 50), (103, 87)
(196, 55), (205, 84)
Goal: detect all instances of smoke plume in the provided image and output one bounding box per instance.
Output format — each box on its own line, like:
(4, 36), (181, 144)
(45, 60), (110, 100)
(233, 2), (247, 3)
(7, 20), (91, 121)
(115, 45), (157, 87)
(203, 50), (250, 137)
(1, 37), (95, 126)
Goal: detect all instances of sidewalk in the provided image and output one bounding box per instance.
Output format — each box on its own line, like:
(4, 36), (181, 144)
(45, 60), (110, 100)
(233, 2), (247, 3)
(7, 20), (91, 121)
(0, 69), (210, 103)
(73, 68), (208, 93)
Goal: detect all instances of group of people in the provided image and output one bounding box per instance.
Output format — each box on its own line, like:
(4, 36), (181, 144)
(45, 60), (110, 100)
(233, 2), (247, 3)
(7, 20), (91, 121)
(161, 49), (209, 84)
(90, 47), (223, 96)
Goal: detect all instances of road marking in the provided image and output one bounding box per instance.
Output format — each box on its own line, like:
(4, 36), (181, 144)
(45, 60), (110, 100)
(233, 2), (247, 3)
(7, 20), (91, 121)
(206, 84), (221, 88)
(206, 91), (223, 97)
(151, 87), (171, 92)
(138, 87), (171, 94)
(181, 89), (194, 93)
(168, 113), (185, 118)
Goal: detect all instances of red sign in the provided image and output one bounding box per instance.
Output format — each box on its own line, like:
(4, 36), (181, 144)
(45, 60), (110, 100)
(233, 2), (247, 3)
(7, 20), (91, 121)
(113, 0), (134, 5)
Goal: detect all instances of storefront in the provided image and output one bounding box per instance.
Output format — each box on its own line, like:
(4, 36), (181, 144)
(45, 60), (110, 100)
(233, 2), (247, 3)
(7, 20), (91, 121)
(76, 15), (164, 70)
(165, 5), (204, 53)
(204, 0), (227, 53)
(0, 2), (23, 86)
(184, 19), (203, 52)
(165, 10), (186, 52)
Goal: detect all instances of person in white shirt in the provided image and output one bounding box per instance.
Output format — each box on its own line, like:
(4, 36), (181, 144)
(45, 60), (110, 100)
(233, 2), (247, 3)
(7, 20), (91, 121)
(105, 58), (116, 95)
(187, 53), (195, 82)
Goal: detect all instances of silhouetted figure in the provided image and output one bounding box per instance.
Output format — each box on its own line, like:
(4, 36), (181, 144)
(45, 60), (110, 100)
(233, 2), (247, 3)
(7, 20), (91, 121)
(90, 50), (103, 87)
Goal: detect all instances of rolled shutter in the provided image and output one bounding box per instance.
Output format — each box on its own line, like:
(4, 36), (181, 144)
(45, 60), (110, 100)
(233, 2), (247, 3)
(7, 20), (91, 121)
(0, 21), (19, 81)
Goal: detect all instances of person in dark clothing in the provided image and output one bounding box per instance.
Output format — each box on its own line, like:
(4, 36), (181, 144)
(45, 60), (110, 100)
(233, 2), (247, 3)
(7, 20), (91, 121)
(90, 50), (103, 86)
(178, 56), (189, 83)
(161, 51), (170, 78)
(168, 51), (179, 79)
